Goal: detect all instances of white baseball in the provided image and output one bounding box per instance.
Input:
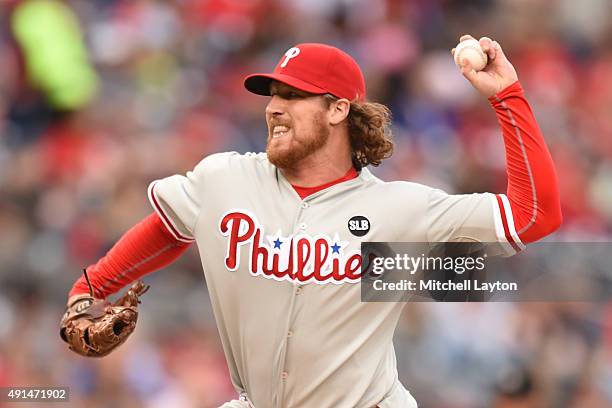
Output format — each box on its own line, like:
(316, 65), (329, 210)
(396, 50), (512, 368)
(453, 39), (488, 71)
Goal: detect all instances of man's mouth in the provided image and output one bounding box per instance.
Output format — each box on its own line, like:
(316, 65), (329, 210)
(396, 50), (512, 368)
(272, 125), (291, 138)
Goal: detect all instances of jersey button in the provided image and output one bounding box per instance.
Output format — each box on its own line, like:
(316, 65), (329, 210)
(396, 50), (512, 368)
(287, 330), (293, 338)
(299, 223), (307, 230)
(281, 372), (288, 380)
(301, 202), (309, 209)
(295, 286), (303, 295)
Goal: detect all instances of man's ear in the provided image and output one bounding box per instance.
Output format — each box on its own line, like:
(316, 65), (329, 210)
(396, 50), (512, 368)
(328, 98), (350, 125)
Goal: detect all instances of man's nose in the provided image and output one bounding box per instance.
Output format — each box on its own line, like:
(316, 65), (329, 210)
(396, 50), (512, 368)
(265, 95), (285, 117)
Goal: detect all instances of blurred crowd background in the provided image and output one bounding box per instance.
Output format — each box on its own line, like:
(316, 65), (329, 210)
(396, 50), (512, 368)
(1, 0), (612, 407)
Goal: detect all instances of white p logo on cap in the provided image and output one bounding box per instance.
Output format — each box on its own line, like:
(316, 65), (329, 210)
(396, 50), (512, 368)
(280, 47), (301, 68)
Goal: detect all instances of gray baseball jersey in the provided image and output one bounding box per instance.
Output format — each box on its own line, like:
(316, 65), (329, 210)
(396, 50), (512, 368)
(148, 152), (522, 408)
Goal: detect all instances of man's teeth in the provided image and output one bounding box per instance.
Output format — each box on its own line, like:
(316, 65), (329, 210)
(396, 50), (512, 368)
(273, 125), (290, 138)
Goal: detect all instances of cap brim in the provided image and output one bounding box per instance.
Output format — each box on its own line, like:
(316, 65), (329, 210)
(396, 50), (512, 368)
(244, 73), (328, 96)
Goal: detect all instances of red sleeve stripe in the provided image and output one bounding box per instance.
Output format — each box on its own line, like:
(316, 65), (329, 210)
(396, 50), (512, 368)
(495, 194), (523, 253)
(148, 181), (195, 243)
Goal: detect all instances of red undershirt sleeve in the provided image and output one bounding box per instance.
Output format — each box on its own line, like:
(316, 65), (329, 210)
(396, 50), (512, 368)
(69, 212), (191, 299)
(489, 80), (563, 245)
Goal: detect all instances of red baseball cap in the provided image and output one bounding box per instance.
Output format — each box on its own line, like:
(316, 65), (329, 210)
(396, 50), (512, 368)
(244, 43), (366, 102)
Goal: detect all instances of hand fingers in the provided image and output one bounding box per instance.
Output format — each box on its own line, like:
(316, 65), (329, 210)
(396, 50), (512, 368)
(459, 58), (478, 83)
(479, 37), (496, 61)
(492, 40), (505, 60)
(458, 35), (504, 62)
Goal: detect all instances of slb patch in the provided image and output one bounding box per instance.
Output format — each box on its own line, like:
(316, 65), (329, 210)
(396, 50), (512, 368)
(348, 216), (370, 237)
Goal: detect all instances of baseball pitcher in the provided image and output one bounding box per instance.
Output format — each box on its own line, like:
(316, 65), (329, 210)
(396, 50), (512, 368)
(60, 35), (562, 407)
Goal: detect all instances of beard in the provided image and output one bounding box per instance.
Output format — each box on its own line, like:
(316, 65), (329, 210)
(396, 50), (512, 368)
(266, 113), (330, 169)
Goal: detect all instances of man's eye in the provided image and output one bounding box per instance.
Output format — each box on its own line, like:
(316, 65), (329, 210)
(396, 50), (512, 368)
(271, 90), (302, 99)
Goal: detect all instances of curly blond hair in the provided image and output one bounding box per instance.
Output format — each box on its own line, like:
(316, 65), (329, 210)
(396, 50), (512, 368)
(326, 95), (394, 170)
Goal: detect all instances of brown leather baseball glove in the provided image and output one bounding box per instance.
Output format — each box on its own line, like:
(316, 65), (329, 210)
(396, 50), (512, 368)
(60, 270), (149, 357)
